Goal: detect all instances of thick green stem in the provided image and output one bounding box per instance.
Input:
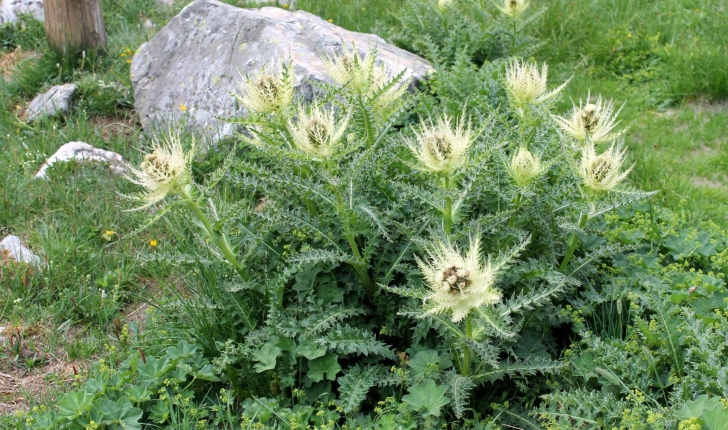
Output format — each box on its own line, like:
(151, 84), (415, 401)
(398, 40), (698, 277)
(182, 189), (248, 281)
(507, 192), (524, 228)
(559, 212), (589, 272)
(443, 174), (453, 236)
(461, 316), (474, 376)
(333, 185), (374, 295)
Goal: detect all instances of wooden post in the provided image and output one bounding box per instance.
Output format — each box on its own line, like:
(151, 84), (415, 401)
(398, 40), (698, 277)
(43, 0), (108, 55)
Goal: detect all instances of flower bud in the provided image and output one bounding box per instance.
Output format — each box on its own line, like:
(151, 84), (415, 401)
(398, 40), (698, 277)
(509, 147), (544, 187)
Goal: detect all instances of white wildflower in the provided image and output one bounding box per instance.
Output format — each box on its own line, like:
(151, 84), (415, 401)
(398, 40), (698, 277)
(417, 237), (502, 322)
(497, 0), (530, 19)
(324, 46), (376, 94)
(505, 60), (569, 113)
(288, 104), (349, 161)
(125, 133), (194, 210)
(553, 94), (625, 144)
(236, 62), (294, 114)
(579, 141), (633, 193)
(408, 115), (473, 173)
(508, 147), (545, 187)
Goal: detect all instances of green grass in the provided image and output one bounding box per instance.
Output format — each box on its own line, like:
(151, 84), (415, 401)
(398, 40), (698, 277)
(1, 0), (728, 418)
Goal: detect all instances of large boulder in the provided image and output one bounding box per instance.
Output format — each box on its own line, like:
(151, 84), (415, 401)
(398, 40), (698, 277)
(131, 0), (432, 143)
(0, 0), (43, 24)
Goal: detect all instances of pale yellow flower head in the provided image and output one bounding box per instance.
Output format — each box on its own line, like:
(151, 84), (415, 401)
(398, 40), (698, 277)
(324, 46), (376, 94)
(368, 65), (407, 113)
(288, 104), (349, 161)
(409, 115), (473, 173)
(237, 62), (294, 114)
(417, 237), (502, 322)
(505, 60), (568, 112)
(553, 94), (625, 144)
(126, 133), (194, 210)
(438, 0), (454, 11)
(497, 0), (530, 18)
(579, 142), (633, 193)
(509, 147), (545, 187)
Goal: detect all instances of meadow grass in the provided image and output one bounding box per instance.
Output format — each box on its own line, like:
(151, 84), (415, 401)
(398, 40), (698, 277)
(0, 0), (727, 419)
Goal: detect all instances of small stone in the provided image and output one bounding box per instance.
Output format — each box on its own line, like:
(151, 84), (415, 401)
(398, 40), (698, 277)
(0, 235), (41, 266)
(35, 141), (128, 179)
(25, 83), (77, 121)
(0, 0), (44, 24)
(143, 19), (154, 29)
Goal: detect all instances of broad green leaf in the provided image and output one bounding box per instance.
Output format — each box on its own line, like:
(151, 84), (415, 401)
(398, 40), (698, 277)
(297, 338), (327, 360)
(408, 350), (449, 380)
(677, 395), (728, 429)
(148, 400), (170, 424)
(402, 379), (449, 418)
(307, 353), (341, 382)
(56, 390), (93, 421)
(253, 342), (282, 373)
(127, 384), (152, 403)
(165, 340), (197, 361)
(192, 364), (221, 381)
(95, 397), (143, 430)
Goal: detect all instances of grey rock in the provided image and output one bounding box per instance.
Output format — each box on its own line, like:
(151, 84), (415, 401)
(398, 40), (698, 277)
(26, 83), (76, 121)
(35, 141), (128, 179)
(1, 235), (41, 266)
(251, 0), (295, 8)
(0, 0), (43, 24)
(131, 0), (432, 143)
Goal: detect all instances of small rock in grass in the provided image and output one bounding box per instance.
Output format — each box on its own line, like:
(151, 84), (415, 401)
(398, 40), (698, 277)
(25, 83), (77, 121)
(0, 0), (44, 24)
(35, 141), (128, 179)
(0, 235), (41, 267)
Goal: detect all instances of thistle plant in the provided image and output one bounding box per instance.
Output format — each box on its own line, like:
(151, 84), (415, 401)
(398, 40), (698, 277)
(125, 133), (249, 286)
(507, 146), (545, 188)
(579, 141), (633, 194)
(496, 0), (530, 19)
(553, 93), (625, 145)
(125, 50), (656, 427)
(408, 114), (473, 234)
(288, 103), (349, 161)
(417, 237), (502, 323)
(505, 60), (569, 117)
(235, 61), (294, 115)
(125, 133), (194, 210)
(323, 46), (376, 95)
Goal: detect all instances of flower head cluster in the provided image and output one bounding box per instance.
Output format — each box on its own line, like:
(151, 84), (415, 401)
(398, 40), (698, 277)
(417, 237), (502, 322)
(497, 0), (530, 19)
(324, 46), (376, 95)
(505, 60), (568, 112)
(289, 104), (349, 161)
(553, 94), (624, 144)
(126, 134), (194, 209)
(408, 115), (473, 173)
(237, 62), (294, 114)
(579, 142), (633, 193)
(508, 147), (545, 187)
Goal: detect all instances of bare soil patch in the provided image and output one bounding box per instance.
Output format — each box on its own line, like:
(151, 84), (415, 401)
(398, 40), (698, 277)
(0, 50), (39, 81)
